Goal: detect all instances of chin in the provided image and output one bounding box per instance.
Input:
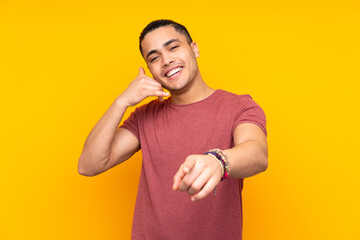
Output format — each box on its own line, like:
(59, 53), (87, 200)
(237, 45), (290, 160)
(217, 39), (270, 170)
(157, 74), (192, 92)
(166, 81), (191, 93)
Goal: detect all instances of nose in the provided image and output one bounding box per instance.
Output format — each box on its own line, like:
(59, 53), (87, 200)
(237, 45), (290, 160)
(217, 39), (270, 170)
(162, 52), (174, 67)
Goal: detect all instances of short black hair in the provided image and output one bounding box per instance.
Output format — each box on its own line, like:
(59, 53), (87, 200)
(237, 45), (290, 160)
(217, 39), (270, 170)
(139, 19), (193, 56)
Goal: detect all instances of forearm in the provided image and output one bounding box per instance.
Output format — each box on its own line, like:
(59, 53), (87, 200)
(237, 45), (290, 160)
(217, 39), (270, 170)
(223, 140), (268, 179)
(173, 140), (268, 201)
(78, 97), (128, 176)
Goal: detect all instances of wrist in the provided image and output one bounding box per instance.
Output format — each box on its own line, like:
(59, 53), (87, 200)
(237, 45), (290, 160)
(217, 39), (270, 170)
(115, 95), (131, 109)
(204, 149), (230, 182)
(207, 154), (224, 177)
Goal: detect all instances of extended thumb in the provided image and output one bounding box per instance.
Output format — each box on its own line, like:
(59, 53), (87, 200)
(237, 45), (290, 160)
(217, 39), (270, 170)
(139, 67), (145, 75)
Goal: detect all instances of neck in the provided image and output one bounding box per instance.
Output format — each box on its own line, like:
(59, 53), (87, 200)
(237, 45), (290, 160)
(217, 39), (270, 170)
(169, 71), (215, 105)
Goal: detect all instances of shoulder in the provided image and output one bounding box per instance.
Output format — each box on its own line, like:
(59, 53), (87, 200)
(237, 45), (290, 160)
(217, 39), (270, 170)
(216, 89), (251, 98)
(217, 90), (267, 135)
(216, 90), (265, 120)
(215, 89), (255, 105)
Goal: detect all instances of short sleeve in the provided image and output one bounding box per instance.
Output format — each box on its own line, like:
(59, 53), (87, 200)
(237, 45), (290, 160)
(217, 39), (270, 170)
(119, 109), (140, 140)
(232, 95), (267, 136)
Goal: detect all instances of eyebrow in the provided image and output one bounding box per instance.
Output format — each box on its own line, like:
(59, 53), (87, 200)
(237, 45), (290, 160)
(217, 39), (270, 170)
(146, 39), (180, 60)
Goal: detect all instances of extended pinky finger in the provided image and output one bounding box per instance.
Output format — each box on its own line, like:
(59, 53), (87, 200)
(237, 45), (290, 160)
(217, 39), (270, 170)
(190, 178), (218, 202)
(154, 90), (170, 97)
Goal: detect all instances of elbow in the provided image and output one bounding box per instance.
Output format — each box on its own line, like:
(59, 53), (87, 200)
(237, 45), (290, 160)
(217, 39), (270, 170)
(78, 167), (98, 177)
(253, 140), (268, 174)
(255, 159), (268, 175)
(78, 155), (101, 177)
(261, 158), (268, 172)
(255, 146), (268, 174)
(260, 151), (268, 172)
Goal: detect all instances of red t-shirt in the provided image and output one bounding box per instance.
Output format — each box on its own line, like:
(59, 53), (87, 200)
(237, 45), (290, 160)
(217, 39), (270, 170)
(120, 89), (266, 240)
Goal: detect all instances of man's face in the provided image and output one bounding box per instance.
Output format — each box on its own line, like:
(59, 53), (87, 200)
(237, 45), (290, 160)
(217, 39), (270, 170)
(141, 26), (200, 92)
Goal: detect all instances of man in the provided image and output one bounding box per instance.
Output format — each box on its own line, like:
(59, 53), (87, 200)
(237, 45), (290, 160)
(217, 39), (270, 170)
(78, 19), (268, 239)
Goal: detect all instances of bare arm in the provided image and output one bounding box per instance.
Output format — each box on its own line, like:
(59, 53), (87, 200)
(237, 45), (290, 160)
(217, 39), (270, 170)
(78, 67), (169, 176)
(173, 123), (268, 201)
(223, 123), (268, 178)
(77, 100), (136, 176)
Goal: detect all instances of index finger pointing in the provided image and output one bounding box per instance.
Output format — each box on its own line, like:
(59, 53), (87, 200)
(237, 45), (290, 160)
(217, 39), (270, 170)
(173, 156), (197, 191)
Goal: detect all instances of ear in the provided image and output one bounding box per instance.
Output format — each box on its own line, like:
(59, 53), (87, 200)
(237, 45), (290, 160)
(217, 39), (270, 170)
(190, 42), (200, 58)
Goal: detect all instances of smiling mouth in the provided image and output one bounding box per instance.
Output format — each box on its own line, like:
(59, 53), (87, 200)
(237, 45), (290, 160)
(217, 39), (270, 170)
(165, 67), (183, 78)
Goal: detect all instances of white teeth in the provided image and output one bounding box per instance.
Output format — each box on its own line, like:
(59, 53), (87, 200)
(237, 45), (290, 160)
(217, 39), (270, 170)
(166, 67), (182, 77)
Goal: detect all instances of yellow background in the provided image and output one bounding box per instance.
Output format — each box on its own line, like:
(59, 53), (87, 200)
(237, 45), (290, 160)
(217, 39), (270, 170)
(1, 0), (359, 239)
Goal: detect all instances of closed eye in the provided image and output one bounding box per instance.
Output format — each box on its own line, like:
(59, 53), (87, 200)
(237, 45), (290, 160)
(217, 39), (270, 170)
(150, 56), (158, 62)
(170, 45), (179, 51)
